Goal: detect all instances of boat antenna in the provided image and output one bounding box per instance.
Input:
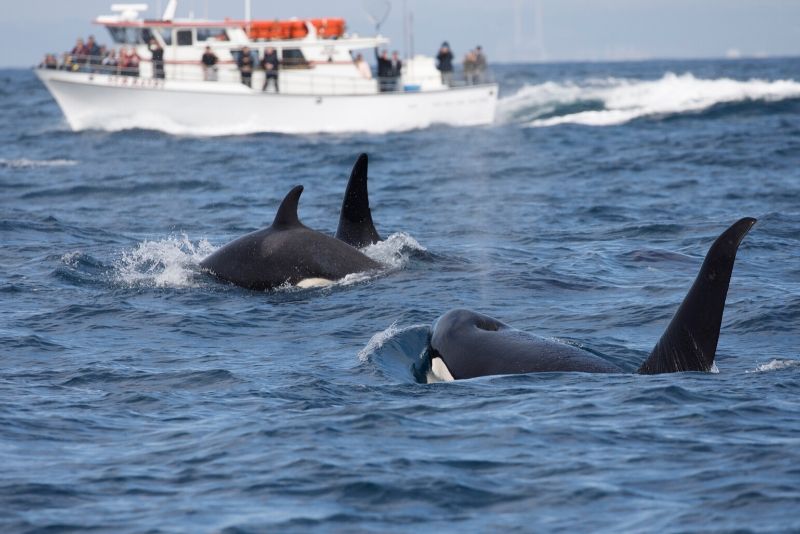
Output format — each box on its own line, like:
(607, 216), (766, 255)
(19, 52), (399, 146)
(244, 0), (252, 33)
(363, 0), (391, 33)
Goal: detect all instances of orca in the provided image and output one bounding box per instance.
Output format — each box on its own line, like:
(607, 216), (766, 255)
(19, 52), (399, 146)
(200, 185), (381, 290)
(335, 153), (382, 248)
(427, 218), (756, 381)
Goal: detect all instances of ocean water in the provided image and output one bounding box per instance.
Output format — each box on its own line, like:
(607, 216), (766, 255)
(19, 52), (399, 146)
(1, 58), (800, 532)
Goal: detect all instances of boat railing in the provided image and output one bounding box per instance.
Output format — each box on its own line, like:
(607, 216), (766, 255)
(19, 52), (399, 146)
(38, 55), (495, 95)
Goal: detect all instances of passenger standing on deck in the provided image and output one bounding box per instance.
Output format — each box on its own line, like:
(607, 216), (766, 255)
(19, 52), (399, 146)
(389, 51), (402, 91)
(261, 47), (280, 92)
(474, 45), (487, 84)
(463, 50), (477, 85)
(238, 47), (255, 87)
(71, 38), (87, 66)
(101, 49), (118, 74)
(40, 54), (59, 70)
(354, 53), (372, 79)
(436, 41), (454, 86)
(201, 47), (218, 81)
(85, 35), (101, 70)
(148, 38), (165, 79)
(375, 49), (392, 91)
(120, 47), (140, 77)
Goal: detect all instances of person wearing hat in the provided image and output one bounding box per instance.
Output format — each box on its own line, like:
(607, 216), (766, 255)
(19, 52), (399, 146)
(436, 41), (454, 86)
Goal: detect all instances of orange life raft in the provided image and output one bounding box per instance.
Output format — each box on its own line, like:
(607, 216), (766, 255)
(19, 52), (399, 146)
(247, 18), (345, 40)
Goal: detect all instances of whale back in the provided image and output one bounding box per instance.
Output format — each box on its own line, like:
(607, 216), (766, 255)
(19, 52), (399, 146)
(430, 309), (622, 380)
(335, 153), (381, 249)
(638, 217), (756, 374)
(200, 185), (380, 290)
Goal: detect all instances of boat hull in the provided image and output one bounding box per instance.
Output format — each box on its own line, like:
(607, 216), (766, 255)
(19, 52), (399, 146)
(36, 69), (497, 135)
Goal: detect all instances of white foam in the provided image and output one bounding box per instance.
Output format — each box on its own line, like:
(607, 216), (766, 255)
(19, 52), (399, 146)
(497, 72), (800, 127)
(357, 321), (400, 362)
(362, 232), (426, 270)
(0, 158), (78, 168)
(114, 234), (216, 288)
(747, 359), (800, 373)
(61, 251), (83, 265)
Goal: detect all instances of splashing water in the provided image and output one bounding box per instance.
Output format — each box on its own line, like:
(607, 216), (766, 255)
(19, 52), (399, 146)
(747, 359), (800, 373)
(497, 72), (800, 127)
(114, 234), (216, 288)
(362, 232), (426, 269)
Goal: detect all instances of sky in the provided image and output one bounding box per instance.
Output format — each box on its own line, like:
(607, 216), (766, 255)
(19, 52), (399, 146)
(1, 0), (799, 67)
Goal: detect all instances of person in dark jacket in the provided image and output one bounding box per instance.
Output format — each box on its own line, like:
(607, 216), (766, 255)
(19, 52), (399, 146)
(238, 47), (255, 87)
(201, 46), (218, 81)
(85, 35), (101, 68)
(389, 50), (402, 90)
(436, 41), (454, 86)
(375, 48), (392, 92)
(261, 47), (279, 92)
(148, 38), (164, 79)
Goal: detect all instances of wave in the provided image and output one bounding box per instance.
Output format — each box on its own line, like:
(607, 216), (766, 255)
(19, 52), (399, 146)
(358, 323), (431, 383)
(0, 158), (78, 168)
(497, 72), (800, 127)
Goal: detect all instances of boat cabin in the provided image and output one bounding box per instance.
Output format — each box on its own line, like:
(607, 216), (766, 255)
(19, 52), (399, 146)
(90, 2), (443, 94)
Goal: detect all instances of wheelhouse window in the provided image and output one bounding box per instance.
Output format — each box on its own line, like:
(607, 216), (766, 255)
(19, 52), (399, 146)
(176, 29), (193, 46)
(107, 27), (154, 44)
(158, 28), (172, 45)
(196, 28), (228, 41)
(281, 48), (308, 68)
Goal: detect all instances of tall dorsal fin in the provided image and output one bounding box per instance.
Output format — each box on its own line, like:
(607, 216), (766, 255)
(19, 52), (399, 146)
(335, 153), (381, 248)
(638, 217), (756, 374)
(272, 185), (304, 228)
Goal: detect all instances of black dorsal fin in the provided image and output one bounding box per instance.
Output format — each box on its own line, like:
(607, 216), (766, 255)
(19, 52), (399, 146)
(272, 185), (304, 228)
(638, 217), (756, 374)
(335, 153), (381, 248)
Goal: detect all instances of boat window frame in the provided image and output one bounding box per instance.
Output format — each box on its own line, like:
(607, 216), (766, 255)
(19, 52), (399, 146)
(281, 48), (309, 69)
(176, 29), (194, 46)
(196, 28), (228, 42)
(106, 26), (155, 45)
(157, 28), (173, 46)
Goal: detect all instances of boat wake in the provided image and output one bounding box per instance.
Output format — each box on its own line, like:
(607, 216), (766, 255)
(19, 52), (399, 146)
(498, 72), (800, 127)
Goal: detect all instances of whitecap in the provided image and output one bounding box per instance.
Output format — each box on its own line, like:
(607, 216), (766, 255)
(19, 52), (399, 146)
(0, 158), (78, 168)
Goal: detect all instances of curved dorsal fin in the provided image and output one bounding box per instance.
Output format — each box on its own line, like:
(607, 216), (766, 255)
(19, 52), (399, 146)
(335, 153), (381, 248)
(272, 185), (304, 228)
(638, 217), (756, 374)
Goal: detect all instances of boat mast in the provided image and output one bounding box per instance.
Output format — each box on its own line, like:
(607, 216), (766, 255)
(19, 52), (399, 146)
(244, 0), (251, 32)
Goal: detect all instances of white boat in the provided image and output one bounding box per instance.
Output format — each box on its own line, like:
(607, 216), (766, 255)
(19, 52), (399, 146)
(36, 1), (498, 135)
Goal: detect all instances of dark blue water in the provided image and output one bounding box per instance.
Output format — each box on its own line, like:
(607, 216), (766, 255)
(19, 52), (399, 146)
(2, 58), (800, 533)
